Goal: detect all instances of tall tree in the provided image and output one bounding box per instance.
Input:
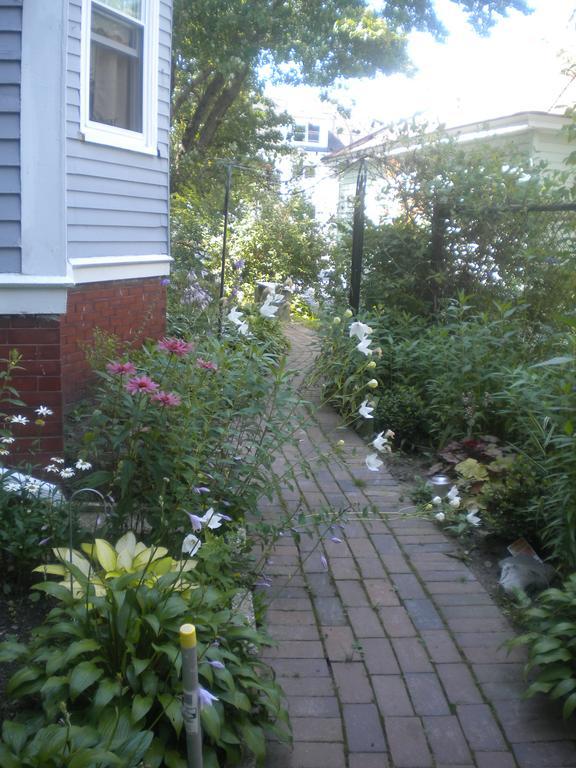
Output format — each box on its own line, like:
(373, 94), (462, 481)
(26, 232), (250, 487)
(171, 0), (530, 164)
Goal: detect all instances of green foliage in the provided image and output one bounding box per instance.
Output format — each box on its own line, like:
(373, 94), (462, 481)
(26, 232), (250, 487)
(373, 385), (428, 449)
(69, 328), (304, 542)
(0, 487), (71, 590)
(511, 574), (576, 720)
(331, 124), (576, 320)
(0, 539), (288, 767)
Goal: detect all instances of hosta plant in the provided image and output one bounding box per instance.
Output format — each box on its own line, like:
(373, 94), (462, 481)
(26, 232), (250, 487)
(0, 537), (289, 767)
(511, 573), (576, 720)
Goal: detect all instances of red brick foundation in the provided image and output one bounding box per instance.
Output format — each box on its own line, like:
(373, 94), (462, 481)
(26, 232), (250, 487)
(0, 277), (166, 464)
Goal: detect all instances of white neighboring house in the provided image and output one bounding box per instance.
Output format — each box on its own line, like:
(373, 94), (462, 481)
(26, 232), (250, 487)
(275, 105), (344, 223)
(325, 111), (574, 224)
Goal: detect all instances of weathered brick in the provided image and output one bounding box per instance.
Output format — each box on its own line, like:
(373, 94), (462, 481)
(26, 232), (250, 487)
(385, 717), (433, 767)
(457, 704), (507, 751)
(423, 715), (472, 765)
(343, 703), (387, 752)
(391, 637), (433, 674)
(404, 598), (444, 630)
(436, 663), (484, 705)
(291, 741), (346, 768)
(291, 717), (343, 742)
(364, 579), (400, 607)
(314, 596), (347, 626)
(332, 662), (374, 704)
(377, 606), (417, 638)
(322, 625), (357, 662)
(336, 580), (370, 606)
(512, 741), (576, 768)
(420, 630), (462, 663)
(373, 676), (414, 717)
(262, 640), (324, 659)
(347, 607), (384, 638)
(360, 638), (400, 675)
(287, 696), (340, 717)
(390, 573), (426, 599)
(405, 673), (450, 716)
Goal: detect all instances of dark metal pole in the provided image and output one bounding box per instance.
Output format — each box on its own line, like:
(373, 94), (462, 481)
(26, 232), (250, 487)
(430, 201), (448, 315)
(349, 158), (367, 313)
(218, 162), (233, 337)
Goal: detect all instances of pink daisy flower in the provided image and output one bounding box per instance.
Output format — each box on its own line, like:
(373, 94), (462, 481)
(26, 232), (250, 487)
(126, 375), (160, 395)
(157, 337), (194, 357)
(196, 358), (218, 372)
(151, 390), (182, 407)
(106, 361), (137, 376)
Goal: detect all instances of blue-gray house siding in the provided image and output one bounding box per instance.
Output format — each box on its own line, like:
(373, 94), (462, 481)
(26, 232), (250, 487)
(0, 0), (21, 273)
(66, 0), (172, 262)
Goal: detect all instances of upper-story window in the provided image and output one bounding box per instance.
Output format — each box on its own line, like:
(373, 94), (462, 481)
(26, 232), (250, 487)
(291, 122), (322, 145)
(81, 0), (159, 154)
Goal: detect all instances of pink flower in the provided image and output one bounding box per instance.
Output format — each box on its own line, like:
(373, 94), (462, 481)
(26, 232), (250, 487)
(196, 358), (218, 372)
(126, 376), (160, 395)
(152, 390), (182, 407)
(157, 337), (194, 357)
(106, 361), (137, 376)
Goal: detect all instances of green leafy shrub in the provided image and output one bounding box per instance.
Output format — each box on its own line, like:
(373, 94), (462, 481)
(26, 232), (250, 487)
(373, 385), (428, 448)
(512, 574), (576, 720)
(0, 535), (288, 768)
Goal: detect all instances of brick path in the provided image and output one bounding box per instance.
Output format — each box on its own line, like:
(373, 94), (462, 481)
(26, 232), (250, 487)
(260, 323), (576, 768)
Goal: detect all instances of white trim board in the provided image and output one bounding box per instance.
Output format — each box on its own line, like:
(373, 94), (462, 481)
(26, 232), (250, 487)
(70, 253), (171, 283)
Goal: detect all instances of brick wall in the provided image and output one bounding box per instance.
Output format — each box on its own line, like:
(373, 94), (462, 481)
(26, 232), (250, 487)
(60, 277), (166, 404)
(0, 277), (166, 465)
(0, 314), (64, 465)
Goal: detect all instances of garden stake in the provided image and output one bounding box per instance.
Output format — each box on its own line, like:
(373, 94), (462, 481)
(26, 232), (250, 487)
(180, 623), (203, 768)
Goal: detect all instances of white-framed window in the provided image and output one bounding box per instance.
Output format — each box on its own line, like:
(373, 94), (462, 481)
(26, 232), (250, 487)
(291, 122), (321, 145)
(80, 0), (159, 154)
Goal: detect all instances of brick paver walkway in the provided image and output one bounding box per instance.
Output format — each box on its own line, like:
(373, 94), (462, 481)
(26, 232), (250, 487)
(260, 323), (576, 768)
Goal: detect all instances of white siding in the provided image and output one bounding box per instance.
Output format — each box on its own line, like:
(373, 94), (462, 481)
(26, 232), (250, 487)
(65, 0), (172, 262)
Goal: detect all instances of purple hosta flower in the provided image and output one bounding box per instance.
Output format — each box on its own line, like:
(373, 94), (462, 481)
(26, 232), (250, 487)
(320, 554), (328, 571)
(39, 536), (52, 546)
(255, 580), (271, 588)
(183, 276), (211, 309)
(206, 659), (225, 670)
(161, 277), (171, 286)
(330, 536), (342, 544)
(232, 259), (245, 271)
(198, 686), (218, 708)
(187, 512), (204, 532)
(193, 486), (210, 494)
(10, 415), (29, 425)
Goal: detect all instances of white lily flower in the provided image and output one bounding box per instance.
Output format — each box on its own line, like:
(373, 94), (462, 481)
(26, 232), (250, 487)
(182, 533), (202, 556)
(227, 306), (244, 325)
(372, 432), (389, 452)
(60, 468), (75, 479)
(201, 507), (224, 530)
(365, 453), (383, 472)
(35, 406), (53, 417)
(349, 321), (373, 340)
(447, 485), (459, 500)
(432, 496), (442, 505)
(435, 511), (446, 522)
(0, 437), (15, 444)
(75, 459), (92, 471)
(449, 497), (461, 509)
(0, 448), (9, 456)
(356, 337), (373, 356)
(50, 457), (65, 465)
(358, 400), (374, 419)
(384, 429), (395, 439)
(466, 511), (481, 527)
(260, 300), (279, 318)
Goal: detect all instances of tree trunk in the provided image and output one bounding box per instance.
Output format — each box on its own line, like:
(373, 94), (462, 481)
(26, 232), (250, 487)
(181, 72), (226, 153)
(196, 66), (250, 150)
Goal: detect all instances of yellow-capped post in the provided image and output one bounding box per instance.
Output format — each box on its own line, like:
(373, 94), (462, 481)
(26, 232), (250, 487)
(180, 623), (203, 767)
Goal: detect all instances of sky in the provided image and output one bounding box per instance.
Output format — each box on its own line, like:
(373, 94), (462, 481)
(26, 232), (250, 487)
(266, 0), (576, 138)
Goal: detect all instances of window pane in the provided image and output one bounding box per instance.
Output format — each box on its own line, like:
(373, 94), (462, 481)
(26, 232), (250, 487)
(293, 124), (306, 142)
(95, 0), (143, 20)
(90, 7), (143, 132)
(308, 124), (320, 143)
